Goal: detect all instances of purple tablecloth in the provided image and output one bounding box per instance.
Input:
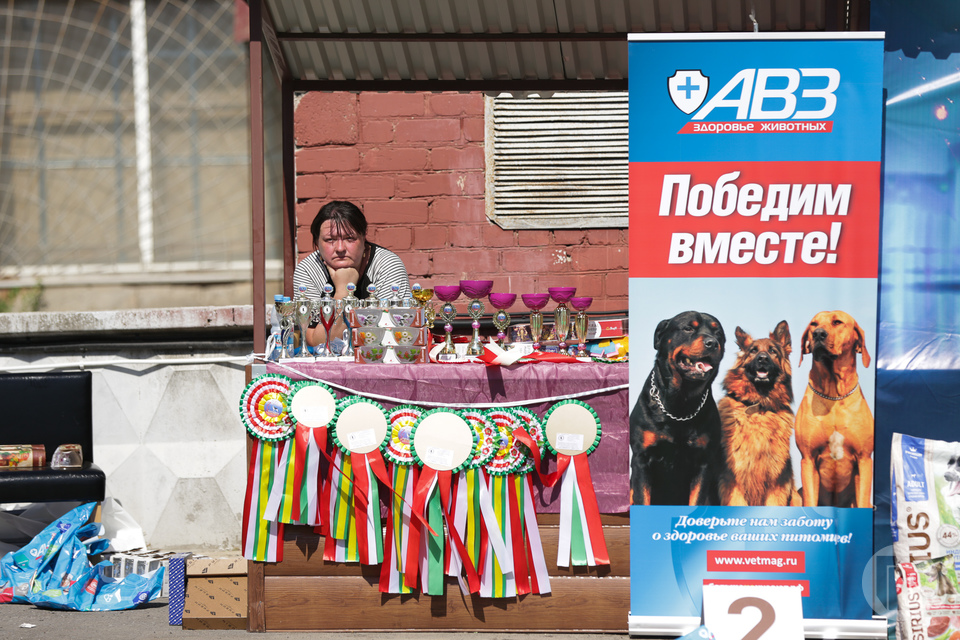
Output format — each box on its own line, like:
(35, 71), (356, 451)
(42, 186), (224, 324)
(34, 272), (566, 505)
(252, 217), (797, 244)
(266, 361), (629, 514)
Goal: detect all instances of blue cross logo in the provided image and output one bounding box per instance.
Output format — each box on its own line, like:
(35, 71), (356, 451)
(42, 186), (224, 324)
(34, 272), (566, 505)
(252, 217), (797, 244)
(677, 76), (701, 99)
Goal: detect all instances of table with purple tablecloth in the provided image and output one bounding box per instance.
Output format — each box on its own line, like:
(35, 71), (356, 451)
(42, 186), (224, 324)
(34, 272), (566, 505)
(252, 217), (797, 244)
(265, 360), (630, 514)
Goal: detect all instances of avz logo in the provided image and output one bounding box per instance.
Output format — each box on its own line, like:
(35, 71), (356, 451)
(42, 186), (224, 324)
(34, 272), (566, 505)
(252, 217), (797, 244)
(668, 70), (709, 114)
(669, 68), (842, 134)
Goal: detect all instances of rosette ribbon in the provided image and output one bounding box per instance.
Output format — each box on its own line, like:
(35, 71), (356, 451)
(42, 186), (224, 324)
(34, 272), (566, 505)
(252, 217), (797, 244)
(380, 406), (421, 594)
(239, 374), (294, 562)
(404, 409), (481, 595)
(264, 380), (336, 528)
(477, 409), (524, 598)
(483, 407), (555, 596)
(543, 400), (609, 568)
(510, 406), (551, 593)
(448, 409), (509, 594)
(329, 396), (393, 565)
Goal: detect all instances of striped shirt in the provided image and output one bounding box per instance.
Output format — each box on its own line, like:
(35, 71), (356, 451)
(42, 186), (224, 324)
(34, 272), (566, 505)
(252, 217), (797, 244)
(292, 243), (411, 302)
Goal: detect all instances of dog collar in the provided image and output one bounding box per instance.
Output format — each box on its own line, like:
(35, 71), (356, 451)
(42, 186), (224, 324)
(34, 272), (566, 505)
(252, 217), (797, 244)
(808, 381), (859, 402)
(649, 371), (710, 422)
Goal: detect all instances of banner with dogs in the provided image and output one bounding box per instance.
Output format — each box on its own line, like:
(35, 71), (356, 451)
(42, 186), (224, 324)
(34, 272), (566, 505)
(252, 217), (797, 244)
(627, 33), (884, 631)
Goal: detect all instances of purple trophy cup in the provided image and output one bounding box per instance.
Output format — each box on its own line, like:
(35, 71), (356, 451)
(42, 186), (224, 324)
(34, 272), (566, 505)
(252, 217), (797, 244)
(459, 280), (493, 356)
(488, 292), (517, 348)
(434, 285), (461, 359)
(570, 296), (593, 358)
(520, 293), (550, 351)
(547, 287), (577, 353)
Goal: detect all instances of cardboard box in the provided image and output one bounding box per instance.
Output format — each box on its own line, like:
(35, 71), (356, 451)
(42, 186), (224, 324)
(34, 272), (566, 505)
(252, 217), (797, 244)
(181, 555), (248, 628)
(181, 617), (247, 630)
(586, 317), (628, 340)
(182, 576), (247, 621)
(186, 556), (246, 576)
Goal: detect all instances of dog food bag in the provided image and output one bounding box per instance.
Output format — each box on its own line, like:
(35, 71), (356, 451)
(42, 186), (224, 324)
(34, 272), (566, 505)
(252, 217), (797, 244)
(895, 556), (960, 640)
(891, 433), (960, 571)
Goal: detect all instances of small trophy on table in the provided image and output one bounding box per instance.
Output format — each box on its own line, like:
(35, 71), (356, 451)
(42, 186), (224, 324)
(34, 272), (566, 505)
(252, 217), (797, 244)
(459, 280), (493, 357)
(275, 296), (296, 360)
(434, 285), (461, 361)
(571, 297), (593, 358)
(488, 292), (517, 348)
(521, 293), (550, 352)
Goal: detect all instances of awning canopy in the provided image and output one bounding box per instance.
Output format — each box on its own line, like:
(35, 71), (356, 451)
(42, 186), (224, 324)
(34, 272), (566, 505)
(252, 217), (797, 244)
(257, 0), (870, 88)
(245, 0), (871, 355)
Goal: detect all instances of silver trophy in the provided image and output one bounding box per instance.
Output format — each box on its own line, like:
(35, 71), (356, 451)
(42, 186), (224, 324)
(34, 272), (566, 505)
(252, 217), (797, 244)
(275, 296), (296, 359)
(314, 283), (338, 358)
(293, 286), (313, 359)
(340, 282), (358, 357)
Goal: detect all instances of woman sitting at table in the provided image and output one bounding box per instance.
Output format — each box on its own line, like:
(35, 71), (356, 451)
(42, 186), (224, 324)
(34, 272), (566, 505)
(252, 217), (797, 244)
(293, 200), (411, 347)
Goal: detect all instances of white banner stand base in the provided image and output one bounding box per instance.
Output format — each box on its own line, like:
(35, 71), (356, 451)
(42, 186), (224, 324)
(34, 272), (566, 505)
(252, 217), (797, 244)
(702, 583), (803, 640)
(627, 615), (887, 639)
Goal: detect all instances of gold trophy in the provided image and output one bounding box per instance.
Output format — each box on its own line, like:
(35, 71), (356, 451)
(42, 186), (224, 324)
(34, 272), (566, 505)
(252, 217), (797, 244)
(521, 293), (550, 351)
(571, 297), (593, 358)
(411, 283), (436, 327)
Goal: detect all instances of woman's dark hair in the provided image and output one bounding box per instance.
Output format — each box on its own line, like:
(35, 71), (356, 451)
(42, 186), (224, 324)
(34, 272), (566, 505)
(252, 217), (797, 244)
(310, 200), (368, 248)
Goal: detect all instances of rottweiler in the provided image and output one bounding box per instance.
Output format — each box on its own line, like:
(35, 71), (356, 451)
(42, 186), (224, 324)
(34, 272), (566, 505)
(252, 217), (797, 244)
(630, 310), (726, 505)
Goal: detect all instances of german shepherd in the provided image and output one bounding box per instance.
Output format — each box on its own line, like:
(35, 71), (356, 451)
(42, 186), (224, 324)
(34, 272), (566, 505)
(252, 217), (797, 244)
(718, 320), (800, 506)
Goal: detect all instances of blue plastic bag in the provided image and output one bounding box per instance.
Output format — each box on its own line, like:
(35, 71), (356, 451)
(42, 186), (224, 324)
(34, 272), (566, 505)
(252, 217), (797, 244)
(0, 502), (163, 610)
(678, 626), (716, 640)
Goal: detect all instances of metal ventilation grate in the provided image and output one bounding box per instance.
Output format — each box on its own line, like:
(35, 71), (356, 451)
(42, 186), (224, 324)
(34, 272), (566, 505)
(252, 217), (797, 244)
(485, 91), (628, 230)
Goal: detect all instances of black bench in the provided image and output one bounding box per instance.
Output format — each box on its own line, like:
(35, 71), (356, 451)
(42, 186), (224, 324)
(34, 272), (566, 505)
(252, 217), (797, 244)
(0, 371), (105, 503)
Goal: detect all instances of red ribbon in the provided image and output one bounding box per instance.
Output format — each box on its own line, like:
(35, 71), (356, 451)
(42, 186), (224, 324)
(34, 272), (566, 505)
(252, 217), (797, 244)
(438, 470), (481, 594)
(476, 349), (581, 366)
(567, 453), (609, 566)
(312, 437), (434, 543)
(404, 467), (437, 589)
(351, 450), (394, 564)
(311, 427), (328, 530)
(512, 427), (565, 488)
(291, 425), (311, 519)
(508, 475), (531, 595)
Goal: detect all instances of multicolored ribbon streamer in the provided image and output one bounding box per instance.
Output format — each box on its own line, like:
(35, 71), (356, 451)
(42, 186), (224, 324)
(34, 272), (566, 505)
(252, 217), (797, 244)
(324, 449), (359, 563)
(380, 405), (421, 593)
(286, 380), (337, 528)
(350, 450), (390, 564)
(544, 400), (609, 568)
(298, 426), (326, 526)
(480, 473), (516, 598)
(520, 473), (551, 593)
(263, 435), (302, 524)
(239, 375), (294, 562)
(405, 467), (481, 595)
(241, 438), (284, 562)
(331, 396), (393, 565)
(404, 409), (480, 595)
(380, 462), (417, 594)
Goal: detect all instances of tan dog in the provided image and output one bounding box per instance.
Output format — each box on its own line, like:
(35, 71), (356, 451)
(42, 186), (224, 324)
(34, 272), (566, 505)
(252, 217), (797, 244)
(795, 310), (874, 508)
(718, 321), (800, 507)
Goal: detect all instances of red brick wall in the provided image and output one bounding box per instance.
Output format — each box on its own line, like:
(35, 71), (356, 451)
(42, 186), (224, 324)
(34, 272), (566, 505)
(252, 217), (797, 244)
(294, 91), (628, 314)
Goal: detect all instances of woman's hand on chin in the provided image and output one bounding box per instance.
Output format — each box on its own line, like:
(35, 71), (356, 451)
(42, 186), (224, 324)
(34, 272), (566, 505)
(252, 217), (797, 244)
(329, 266), (359, 295)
